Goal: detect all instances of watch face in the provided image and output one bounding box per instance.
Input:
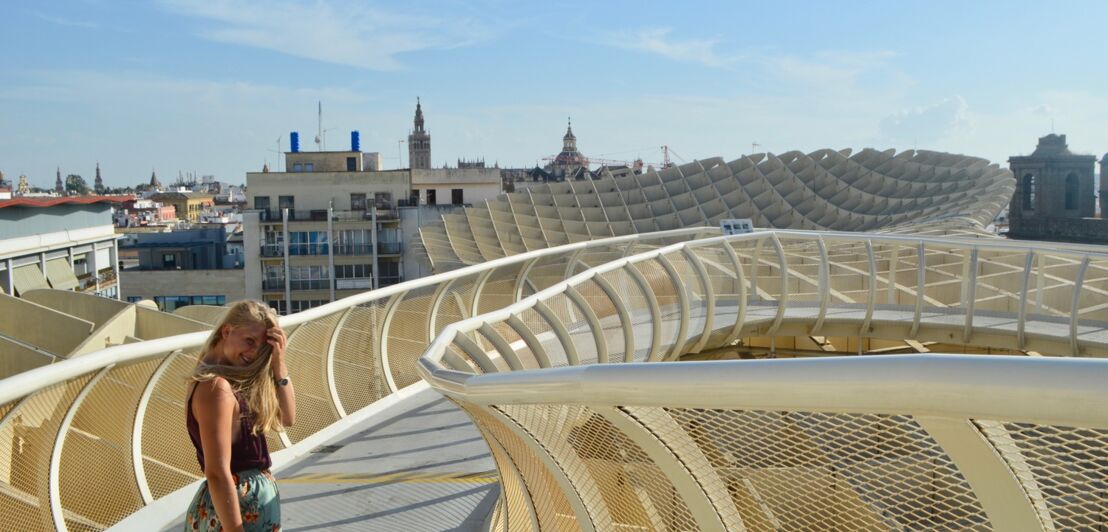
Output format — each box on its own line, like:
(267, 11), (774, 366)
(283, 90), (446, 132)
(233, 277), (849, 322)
(277, 378), (289, 386)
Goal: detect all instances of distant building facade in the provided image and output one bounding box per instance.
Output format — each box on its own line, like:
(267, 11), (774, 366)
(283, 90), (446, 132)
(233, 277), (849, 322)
(148, 192), (215, 223)
(1008, 133), (1107, 242)
(0, 197), (122, 299)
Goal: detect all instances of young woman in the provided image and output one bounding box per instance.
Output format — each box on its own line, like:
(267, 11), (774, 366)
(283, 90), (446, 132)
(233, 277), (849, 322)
(184, 300), (296, 531)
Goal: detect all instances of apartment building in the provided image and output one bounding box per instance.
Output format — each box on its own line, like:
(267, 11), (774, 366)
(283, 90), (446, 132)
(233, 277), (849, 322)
(0, 197), (123, 299)
(244, 145), (408, 315)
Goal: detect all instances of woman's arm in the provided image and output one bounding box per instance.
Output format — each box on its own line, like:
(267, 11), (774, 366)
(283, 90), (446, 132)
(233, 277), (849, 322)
(193, 378), (245, 532)
(268, 326), (296, 427)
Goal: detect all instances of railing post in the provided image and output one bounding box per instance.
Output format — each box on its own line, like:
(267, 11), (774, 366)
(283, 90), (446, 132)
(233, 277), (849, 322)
(810, 236), (829, 336)
(1017, 251), (1034, 350)
(910, 241), (925, 338)
(592, 273), (636, 362)
(887, 243), (899, 305)
(656, 254), (690, 360)
(721, 241), (748, 346)
(565, 285), (609, 364)
(1070, 256), (1090, 357)
(625, 263), (664, 362)
(860, 239), (876, 339)
(962, 247), (979, 345)
(50, 368), (112, 532)
(766, 234), (788, 337)
(683, 246), (717, 354)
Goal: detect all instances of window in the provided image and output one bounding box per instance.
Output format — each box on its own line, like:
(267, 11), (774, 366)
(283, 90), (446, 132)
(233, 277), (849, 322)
(427, 189), (437, 206)
(335, 229), (371, 254)
(287, 231), (329, 255)
(346, 157), (357, 171)
(254, 196), (270, 211)
(378, 261), (400, 286)
(410, 189), (419, 205)
(1065, 173), (1079, 210)
(153, 295), (225, 312)
(1022, 174), (1036, 211)
(162, 253), (176, 269)
(452, 188), (464, 205)
(304, 163), (314, 172)
(288, 265), (330, 290)
(278, 195), (295, 219)
(374, 192), (392, 209)
(127, 296), (142, 303)
(268, 300), (287, 315)
(335, 264), (372, 290)
(292, 163), (302, 172)
(350, 193), (366, 211)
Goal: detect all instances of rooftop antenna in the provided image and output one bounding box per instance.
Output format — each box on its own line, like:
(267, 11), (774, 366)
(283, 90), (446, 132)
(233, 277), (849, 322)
(268, 136), (282, 171)
(315, 101), (323, 151)
(752, 142), (761, 154)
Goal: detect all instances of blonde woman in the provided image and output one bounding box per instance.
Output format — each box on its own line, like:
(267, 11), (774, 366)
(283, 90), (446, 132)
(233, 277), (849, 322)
(184, 300), (296, 531)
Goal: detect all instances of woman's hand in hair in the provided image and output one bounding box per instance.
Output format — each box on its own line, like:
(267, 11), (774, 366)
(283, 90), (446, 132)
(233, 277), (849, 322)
(266, 326), (287, 369)
(268, 325), (296, 427)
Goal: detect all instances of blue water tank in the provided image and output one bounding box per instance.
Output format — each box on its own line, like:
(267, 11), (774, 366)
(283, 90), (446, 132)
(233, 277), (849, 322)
(351, 130), (360, 152)
(290, 131), (300, 153)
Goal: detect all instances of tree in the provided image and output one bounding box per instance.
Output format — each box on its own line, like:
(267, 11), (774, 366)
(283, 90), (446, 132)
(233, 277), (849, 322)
(65, 174), (90, 195)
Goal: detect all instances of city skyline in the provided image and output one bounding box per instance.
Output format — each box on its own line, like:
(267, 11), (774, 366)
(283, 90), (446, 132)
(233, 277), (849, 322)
(3, 0), (1108, 187)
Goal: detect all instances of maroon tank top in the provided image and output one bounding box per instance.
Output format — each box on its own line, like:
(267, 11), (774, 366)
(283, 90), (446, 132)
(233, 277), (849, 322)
(186, 382), (272, 473)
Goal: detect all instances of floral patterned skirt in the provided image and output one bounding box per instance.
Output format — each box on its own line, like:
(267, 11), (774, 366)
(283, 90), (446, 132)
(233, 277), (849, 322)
(184, 468), (281, 531)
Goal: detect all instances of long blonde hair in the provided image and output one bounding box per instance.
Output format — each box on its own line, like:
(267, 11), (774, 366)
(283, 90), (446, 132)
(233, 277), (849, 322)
(191, 300), (283, 435)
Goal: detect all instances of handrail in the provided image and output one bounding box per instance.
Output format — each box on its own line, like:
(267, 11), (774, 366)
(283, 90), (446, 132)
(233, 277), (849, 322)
(418, 230), (1108, 532)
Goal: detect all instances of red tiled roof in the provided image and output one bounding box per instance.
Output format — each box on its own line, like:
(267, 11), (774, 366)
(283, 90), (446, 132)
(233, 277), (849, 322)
(0, 195), (134, 209)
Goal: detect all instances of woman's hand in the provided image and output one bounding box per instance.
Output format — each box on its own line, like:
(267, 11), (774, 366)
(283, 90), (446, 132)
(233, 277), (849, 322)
(267, 325), (296, 427)
(267, 326), (287, 372)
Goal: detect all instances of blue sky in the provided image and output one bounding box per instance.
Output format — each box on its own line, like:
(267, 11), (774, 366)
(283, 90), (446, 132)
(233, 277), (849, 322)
(2, 0), (1107, 187)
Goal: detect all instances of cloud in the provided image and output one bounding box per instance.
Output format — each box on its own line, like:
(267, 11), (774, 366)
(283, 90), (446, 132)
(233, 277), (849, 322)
(879, 96), (972, 144)
(158, 0), (492, 70)
(30, 10), (99, 29)
(597, 28), (737, 68)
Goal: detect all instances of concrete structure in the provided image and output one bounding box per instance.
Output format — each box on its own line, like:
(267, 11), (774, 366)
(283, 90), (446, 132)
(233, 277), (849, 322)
(410, 168), (502, 207)
(121, 269), (245, 311)
(245, 154), (409, 314)
(5, 224), (1108, 531)
(147, 192), (214, 223)
(121, 226), (240, 270)
(1008, 133), (1103, 242)
(419, 148), (1016, 270)
(0, 197), (123, 299)
(408, 98), (431, 170)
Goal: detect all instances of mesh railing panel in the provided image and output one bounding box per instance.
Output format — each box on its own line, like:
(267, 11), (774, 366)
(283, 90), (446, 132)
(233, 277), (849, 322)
(332, 302), (389, 413)
(977, 420), (1108, 530)
(283, 312), (341, 443)
(463, 405), (579, 531)
(387, 288), (436, 389)
(140, 351), (204, 499)
(59, 358), (161, 528)
(502, 404), (699, 531)
(666, 408), (990, 531)
(0, 374), (94, 531)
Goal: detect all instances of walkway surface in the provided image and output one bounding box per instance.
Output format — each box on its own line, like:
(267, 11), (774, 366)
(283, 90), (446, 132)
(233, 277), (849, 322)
(276, 387), (497, 531)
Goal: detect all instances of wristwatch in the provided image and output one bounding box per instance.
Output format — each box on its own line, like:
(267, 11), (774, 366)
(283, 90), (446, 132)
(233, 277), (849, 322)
(275, 376), (291, 387)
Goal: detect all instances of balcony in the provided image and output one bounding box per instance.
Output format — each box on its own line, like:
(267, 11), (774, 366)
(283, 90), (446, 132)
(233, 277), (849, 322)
(260, 209), (398, 223)
(77, 269), (117, 293)
(377, 242), (401, 255)
(260, 244), (283, 257)
(336, 278), (371, 290)
(334, 244), (373, 256)
(262, 279), (333, 291)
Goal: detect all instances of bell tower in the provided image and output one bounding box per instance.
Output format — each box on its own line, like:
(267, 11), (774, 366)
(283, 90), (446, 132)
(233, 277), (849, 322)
(407, 98), (431, 170)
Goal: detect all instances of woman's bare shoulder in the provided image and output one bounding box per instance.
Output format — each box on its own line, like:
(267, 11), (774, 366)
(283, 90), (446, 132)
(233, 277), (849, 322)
(192, 377), (236, 409)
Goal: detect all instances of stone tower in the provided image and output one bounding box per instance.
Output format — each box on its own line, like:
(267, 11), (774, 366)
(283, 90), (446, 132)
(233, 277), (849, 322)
(149, 169), (161, 191)
(17, 174), (29, 195)
(55, 167), (64, 195)
(1008, 133), (1098, 240)
(408, 98), (431, 170)
(94, 162), (104, 194)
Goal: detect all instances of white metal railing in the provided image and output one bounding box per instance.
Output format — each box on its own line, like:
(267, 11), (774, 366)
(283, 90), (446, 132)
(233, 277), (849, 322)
(0, 227), (713, 531)
(419, 230), (1108, 531)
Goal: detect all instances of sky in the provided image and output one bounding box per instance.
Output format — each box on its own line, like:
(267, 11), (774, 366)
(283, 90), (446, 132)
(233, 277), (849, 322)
(2, 0), (1107, 188)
